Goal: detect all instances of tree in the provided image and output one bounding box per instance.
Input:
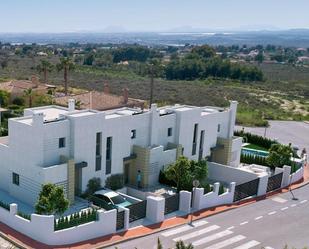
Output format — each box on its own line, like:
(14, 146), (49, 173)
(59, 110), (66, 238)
(164, 157), (208, 192)
(0, 57), (8, 69)
(165, 156), (192, 192)
(175, 240), (194, 249)
(24, 88), (33, 107)
(86, 177), (102, 195)
(37, 59), (54, 83)
(255, 51), (264, 64)
(267, 144), (293, 168)
(35, 183), (69, 215)
(0, 90), (10, 106)
(157, 238), (163, 249)
(57, 57), (75, 95)
(190, 159), (208, 182)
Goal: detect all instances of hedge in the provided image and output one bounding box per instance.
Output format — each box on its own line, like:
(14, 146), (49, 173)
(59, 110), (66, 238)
(55, 209), (97, 231)
(235, 130), (277, 149)
(240, 153), (269, 167)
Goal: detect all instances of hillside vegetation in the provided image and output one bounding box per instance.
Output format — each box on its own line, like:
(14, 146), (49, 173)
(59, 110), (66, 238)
(0, 43), (308, 126)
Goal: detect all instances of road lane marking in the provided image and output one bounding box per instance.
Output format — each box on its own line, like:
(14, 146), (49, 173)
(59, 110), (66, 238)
(291, 204), (297, 207)
(268, 211), (276, 215)
(300, 200), (308, 204)
(264, 247), (275, 249)
(172, 225), (220, 242)
(254, 216), (263, 220)
(233, 240), (260, 249)
(240, 221), (248, 226)
(192, 230), (233, 246)
(204, 235), (246, 249)
(227, 226), (235, 230)
(161, 221), (208, 237)
(281, 207), (288, 211)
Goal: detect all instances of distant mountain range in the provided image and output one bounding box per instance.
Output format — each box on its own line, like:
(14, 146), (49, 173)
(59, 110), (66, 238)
(1, 29), (309, 47)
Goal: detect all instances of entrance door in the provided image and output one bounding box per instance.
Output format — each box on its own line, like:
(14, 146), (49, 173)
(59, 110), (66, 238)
(124, 163), (130, 184)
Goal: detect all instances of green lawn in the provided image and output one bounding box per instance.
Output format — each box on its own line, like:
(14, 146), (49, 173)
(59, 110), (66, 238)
(243, 143), (269, 152)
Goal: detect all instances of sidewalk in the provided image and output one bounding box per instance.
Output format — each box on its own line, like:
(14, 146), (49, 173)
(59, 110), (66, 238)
(1, 165), (309, 249)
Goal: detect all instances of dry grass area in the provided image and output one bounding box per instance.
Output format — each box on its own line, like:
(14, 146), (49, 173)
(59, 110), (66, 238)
(0, 56), (308, 126)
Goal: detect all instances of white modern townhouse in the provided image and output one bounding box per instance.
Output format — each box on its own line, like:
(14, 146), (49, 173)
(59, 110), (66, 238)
(0, 100), (242, 206)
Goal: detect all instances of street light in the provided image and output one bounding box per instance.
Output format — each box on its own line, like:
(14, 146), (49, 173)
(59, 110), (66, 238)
(289, 152), (298, 201)
(190, 179), (200, 225)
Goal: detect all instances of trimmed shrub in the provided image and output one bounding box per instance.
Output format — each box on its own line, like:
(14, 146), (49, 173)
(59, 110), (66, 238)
(219, 185), (225, 195)
(55, 209), (97, 231)
(105, 174), (124, 191)
(235, 130), (277, 149)
(85, 177), (102, 196)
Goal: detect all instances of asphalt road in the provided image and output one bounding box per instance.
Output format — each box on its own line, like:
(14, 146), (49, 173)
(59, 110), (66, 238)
(106, 184), (309, 249)
(235, 121), (309, 154)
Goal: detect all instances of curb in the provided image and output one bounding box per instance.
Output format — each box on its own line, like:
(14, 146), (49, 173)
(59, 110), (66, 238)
(0, 231), (29, 249)
(2, 177), (309, 249)
(97, 178), (309, 249)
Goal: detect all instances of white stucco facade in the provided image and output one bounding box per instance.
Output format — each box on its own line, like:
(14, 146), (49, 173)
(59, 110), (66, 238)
(0, 100), (240, 206)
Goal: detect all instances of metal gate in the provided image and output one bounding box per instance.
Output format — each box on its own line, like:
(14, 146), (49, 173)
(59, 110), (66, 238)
(127, 200), (147, 223)
(116, 210), (125, 230)
(164, 194), (179, 215)
(267, 172), (283, 192)
(234, 178), (260, 202)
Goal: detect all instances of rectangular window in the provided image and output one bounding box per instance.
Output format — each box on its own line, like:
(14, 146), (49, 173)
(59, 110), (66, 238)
(59, 137), (66, 148)
(106, 136), (112, 174)
(168, 127), (173, 137)
(12, 173), (19, 186)
(96, 132), (102, 156)
(131, 129), (136, 139)
(95, 132), (102, 171)
(192, 123), (198, 155)
(217, 124), (221, 133)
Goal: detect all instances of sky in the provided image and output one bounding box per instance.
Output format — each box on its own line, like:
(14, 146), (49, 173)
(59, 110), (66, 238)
(0, 0), (309, 33)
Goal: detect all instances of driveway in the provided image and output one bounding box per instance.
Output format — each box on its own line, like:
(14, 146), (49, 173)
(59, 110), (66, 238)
(236, 121), (309, 153)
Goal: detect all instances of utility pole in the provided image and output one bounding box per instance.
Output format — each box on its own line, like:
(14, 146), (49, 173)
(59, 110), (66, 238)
(149, 64), (154, 108)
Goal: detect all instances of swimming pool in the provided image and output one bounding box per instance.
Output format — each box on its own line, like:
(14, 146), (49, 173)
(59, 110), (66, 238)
(241, 147), (269, 157)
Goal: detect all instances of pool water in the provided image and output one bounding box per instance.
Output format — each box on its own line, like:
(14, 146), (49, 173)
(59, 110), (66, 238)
(241, 147), (269, 157)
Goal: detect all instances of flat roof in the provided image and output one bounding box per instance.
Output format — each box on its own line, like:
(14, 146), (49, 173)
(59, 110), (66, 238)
(32, 107), (68, 121)
(68, 111), (97, 118)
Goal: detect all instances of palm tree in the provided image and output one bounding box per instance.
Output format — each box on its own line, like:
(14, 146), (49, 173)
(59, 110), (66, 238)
(56, 57), (75, 96)
(24, 88), (33, 107)
(37, 59), (54, 83)
(147, 58), (163, 108)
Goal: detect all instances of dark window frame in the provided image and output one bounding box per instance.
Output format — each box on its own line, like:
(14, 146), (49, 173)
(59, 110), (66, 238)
(168, 127), (173, 137)
(12, 172), (19, 186)
(59, 137), (66, 148)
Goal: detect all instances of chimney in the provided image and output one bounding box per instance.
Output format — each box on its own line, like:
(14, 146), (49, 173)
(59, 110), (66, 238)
(123, 88), (129, 104)
(32, 112), (44, 126)
(103, 83), (110, 94)
(31, 75), (39, 87)
(68, 99), (75, 112)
